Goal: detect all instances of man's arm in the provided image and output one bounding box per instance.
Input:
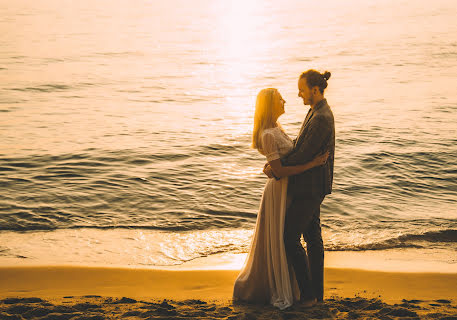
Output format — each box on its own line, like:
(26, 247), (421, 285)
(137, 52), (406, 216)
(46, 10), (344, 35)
(266, 152), (329, 178)
(282, 116), (331, 166)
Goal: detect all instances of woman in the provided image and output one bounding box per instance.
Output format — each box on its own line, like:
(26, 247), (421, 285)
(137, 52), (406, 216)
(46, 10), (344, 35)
(232, 88), (328, 310)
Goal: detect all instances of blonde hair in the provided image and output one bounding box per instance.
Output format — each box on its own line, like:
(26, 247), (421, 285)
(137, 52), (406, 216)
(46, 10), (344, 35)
(251, 88), (283, 155)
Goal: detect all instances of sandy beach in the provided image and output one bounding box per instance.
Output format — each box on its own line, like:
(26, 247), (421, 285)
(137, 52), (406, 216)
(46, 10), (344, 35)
(1, 264), (456, 319)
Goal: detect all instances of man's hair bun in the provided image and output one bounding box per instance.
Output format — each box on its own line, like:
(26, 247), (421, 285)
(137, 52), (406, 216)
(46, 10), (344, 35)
(300, 69), (332, 94)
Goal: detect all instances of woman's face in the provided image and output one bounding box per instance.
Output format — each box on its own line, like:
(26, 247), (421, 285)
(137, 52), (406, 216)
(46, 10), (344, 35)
(273, 93), (285, 120)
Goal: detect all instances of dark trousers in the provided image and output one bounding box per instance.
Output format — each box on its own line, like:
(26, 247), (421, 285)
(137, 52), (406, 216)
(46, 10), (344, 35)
(283, 195), (324, 301)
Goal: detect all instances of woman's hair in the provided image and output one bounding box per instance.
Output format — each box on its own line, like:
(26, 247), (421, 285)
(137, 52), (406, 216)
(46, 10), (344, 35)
(251, 88), (283, 154)
(300, 69), (331, 94)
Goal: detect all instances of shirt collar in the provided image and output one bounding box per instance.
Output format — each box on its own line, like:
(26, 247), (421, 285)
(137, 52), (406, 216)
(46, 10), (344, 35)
(313, 98), (327, 111)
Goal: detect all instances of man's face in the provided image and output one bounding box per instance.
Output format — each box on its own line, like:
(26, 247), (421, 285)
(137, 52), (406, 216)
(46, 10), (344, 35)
(298, 77), (312, 106)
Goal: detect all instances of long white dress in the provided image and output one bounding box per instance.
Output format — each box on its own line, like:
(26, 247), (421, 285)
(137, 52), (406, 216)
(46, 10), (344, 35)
(233, 127), (300, 310)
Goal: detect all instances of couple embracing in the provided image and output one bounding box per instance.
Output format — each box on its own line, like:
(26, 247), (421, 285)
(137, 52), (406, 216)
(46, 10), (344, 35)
(233, 70), (335, 310)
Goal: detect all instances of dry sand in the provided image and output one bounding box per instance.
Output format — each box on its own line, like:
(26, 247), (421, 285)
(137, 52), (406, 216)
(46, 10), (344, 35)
(1, 265), (457, 319)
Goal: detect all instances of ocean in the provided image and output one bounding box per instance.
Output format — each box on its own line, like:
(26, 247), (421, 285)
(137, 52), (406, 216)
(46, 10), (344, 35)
(1, 0), (456, 268)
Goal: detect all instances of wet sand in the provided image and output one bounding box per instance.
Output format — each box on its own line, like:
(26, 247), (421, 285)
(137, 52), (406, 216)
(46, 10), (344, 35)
(1, 265), (456, 319)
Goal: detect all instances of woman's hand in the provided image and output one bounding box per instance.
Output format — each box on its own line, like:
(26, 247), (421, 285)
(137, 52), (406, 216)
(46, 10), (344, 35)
(313, 151), (329, 167)
(263, 164), (274, 178)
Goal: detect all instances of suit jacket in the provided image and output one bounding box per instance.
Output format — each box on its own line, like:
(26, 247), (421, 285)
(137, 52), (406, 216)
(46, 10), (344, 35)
(281, 99), (335, 198)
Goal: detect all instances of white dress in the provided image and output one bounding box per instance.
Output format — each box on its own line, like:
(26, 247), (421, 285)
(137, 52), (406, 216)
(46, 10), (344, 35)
(233, 127), (300, 310)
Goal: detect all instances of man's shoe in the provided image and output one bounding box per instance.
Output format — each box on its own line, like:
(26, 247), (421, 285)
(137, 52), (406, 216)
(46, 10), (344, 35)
(300, 298), (317, 308)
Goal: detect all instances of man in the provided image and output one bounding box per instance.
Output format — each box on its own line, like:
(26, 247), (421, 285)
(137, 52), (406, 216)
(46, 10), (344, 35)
(264, 70), (335, 305)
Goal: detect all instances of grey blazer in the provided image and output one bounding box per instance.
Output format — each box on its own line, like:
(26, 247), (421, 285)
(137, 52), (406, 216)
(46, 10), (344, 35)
(281, 99), (335, 198)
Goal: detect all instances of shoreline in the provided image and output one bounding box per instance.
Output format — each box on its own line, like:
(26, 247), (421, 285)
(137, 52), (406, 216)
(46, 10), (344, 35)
(1, 228), (456, 272)
(1, 247), (456, 273)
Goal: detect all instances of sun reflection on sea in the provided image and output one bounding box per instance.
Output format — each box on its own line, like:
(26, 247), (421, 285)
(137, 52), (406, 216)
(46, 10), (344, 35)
(209, 0), (272, 111)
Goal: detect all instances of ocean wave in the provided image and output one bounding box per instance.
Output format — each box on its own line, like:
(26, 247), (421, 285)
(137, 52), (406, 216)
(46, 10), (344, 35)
(0, 215), (254, 232)
(10, 84), (72, 93)
(327, 229), (457, 251)
(198, 143), (245, 156)
(1, 143), (456, 254)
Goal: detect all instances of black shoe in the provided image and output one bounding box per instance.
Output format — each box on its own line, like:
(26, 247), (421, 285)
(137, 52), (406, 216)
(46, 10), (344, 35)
(300, 298), (317, 308)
